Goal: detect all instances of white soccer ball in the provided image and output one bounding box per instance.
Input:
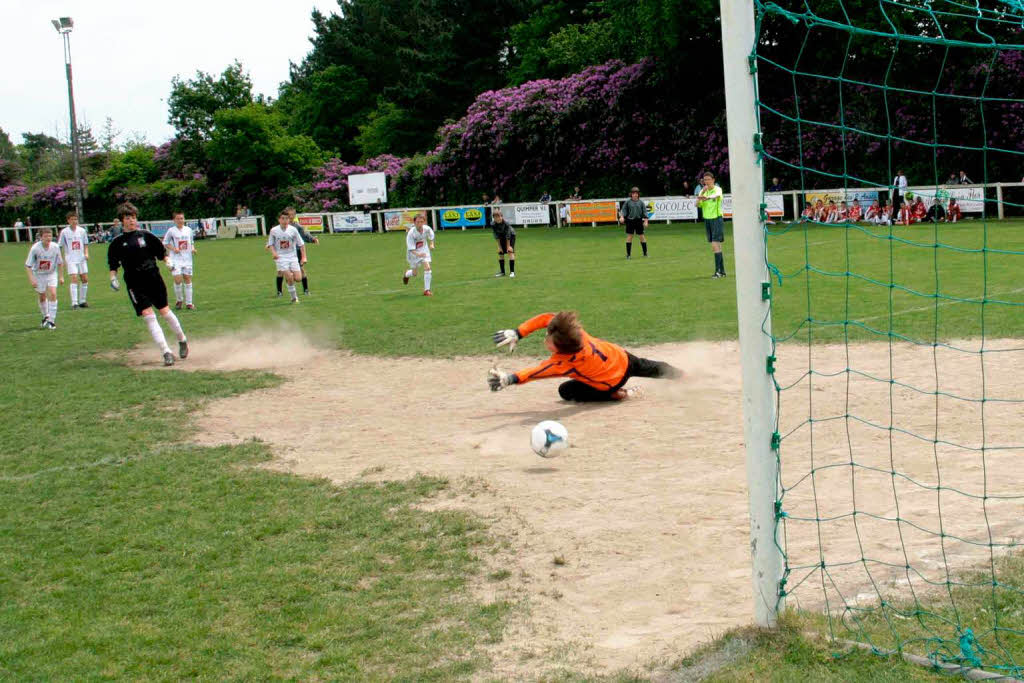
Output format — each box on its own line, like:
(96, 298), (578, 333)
(531, 420), (569, 458)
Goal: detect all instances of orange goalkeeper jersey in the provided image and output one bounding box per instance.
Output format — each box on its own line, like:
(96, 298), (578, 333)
(512, 313), (630, 390)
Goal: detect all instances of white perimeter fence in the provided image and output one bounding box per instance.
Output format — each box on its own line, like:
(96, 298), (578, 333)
(3, 181), (1022, 243)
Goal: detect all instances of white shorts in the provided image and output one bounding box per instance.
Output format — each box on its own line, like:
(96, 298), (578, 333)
(406, 252), (431, 269)
(33, 272), (58, 293)
(66, 261), (88, 275)
(171, 263), (194, 276)
(275, 257), (302, 273)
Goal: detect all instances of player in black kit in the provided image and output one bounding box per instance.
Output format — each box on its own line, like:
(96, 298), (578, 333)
(107, 202), (189, 366)
(490, 208), (516, 278)
(618, 186), (649, 258)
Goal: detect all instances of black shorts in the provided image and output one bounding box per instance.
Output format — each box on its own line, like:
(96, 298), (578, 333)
(704, 217), (725, 243)
(557, 353), (681, 402)
(625, 218), (645, 235)
(497, 233), (517, 253)
(125, 270), (169, 316)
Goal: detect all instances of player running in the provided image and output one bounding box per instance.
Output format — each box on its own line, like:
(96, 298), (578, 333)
(487, 311), (682, 402)
(287, 207), (319, 295)
(162, 210), (197, 310)
(402, 213), (435, 296)
(58, 211), (89, 309)
(266, 210), (306, 303)
(25, 227), (64, 329)
(107, 202), (189, 366)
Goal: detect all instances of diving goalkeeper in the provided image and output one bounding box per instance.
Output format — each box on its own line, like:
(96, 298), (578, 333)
(488, 311), (682, 402)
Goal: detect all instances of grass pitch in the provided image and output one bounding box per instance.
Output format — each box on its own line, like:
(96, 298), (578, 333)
(1, 218), (1022, 679)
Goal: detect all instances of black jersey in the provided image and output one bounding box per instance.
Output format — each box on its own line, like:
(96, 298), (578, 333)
(108, 230), (166, 278)
(490, 219), (515, 240)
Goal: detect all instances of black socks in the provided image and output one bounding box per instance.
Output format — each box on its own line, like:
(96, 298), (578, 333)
(714, 252), (725, 274)
(276, 276), (283, 294)
(498, 258), (505, 274)
(641, 241), (648, 256)
(626, 242), (632, 257)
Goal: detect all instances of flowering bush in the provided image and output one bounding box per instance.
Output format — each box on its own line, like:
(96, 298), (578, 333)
(0, 184), (27, 208)
(303, 154), (409, 210)
(31, 181), (85, 209)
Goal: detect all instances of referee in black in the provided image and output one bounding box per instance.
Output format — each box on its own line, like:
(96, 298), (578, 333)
(618, 186), (649, 259)
(108, 202), (189, 366)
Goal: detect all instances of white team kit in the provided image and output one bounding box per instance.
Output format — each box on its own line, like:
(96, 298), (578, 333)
(267, 226), (304, 273)
(58, 226), (89, 274)
(163, 225), (195, 275)
(406, 225), (435, 268)
(26, 241), (63, 293)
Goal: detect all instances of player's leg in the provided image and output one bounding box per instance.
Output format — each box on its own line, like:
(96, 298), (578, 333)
(172, 271), (184, 308)
(557, 380), (619, 402)
(625, 224), (634, 258)
(507, 235), (516, 277)
(45, 284), (58, 327)
(69, 268), (80, 308)
(423, 261), (433, 295)
(710, 217), (726, 277)
(495, 239), (505, 276)
(636, 221), (648, 256)
(36, 289), (47, 324)
(285, 263), (300, 302)
(300, 262), (310, 294)
(183, 271), (194, 309)
(623, 352), (683, 380)
(78, 268), (88, 306)
(275, 267), (284, 297)
(156, 303), (188, 359)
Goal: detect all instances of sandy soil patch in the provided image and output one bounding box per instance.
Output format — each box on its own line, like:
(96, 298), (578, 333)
(123, 329), (1024, 677)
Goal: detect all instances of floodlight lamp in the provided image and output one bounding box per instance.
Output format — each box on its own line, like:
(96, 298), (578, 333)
(60, 17), (74, 29)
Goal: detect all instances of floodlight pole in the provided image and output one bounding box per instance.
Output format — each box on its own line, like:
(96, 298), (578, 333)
(54, 19), (85, 221)
(720, 0), (784, 627)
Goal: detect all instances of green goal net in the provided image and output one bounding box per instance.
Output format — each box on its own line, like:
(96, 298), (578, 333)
(750, 0), (1024, 675)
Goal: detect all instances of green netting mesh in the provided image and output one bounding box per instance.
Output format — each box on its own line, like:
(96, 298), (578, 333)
(750, 0), (1024, 676)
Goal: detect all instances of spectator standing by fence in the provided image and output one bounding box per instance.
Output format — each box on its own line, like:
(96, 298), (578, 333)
(957, 170), (973, 184)
(892, 170), (908, 214)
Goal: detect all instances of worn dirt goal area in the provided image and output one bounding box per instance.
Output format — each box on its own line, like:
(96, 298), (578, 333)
(126, 329), (1024, 677)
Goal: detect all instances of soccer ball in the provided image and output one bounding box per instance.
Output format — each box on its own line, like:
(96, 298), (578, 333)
(531, 420), (569, 458)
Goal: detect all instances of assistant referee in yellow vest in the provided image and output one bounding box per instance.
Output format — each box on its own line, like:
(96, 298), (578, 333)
(696, 171), (727, 278)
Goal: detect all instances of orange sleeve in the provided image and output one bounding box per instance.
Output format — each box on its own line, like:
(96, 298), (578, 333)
(516, 313), (554, 339)
(513, 356), (571, 385)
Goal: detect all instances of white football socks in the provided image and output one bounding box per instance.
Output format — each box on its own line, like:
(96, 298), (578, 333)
(424, 271), (432, 290)
(185, 284), (193, 305)
(173, 283), (183, 302)
(38, 300), (47, 317)
(80, 283), (87, 302)
(161, 309), (187, 342)
(404, 269), (414, 278)
(70, 283), (79, 305)
(47, 300), (58, 322)
(145, 314), (172, 354)
(287, 284), (297, 299)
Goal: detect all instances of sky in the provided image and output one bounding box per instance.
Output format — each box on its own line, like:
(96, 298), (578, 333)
(0, 0), (338, 148)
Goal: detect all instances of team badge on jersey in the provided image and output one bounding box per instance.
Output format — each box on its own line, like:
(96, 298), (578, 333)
(280, 240), (291, 249)
(137, 237), (146, 247)
(72, 241), (81, 250)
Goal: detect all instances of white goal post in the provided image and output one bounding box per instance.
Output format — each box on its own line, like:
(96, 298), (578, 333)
(719, 0), (785, 627)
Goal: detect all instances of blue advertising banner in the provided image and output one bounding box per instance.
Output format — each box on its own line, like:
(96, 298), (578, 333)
(439, 206), (486, 228)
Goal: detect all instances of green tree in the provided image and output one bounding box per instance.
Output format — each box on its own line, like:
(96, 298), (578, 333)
(19, 132), (68, 182)
(88, 146), (159, 197)
(277, 64), (371, 160)
(168, 61), (255, 163)
(207, 104), (322, 198)
(100, 117), (122, 153)
(0, 127), (16, 160)
(282, 0), (529, 157)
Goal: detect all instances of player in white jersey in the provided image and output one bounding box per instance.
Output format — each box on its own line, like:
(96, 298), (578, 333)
(265, 210), (306, 303)
(401, 213), (435, 296)
(58, 211), (90, 309)
(162, 211), (197, 310)
(25, 227), (64, 329)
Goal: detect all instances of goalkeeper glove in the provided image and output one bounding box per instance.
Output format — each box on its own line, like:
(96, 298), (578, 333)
(110, 276), (120, 291)
(487, 368), (516, 392)
(492, 328), (519, 352)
